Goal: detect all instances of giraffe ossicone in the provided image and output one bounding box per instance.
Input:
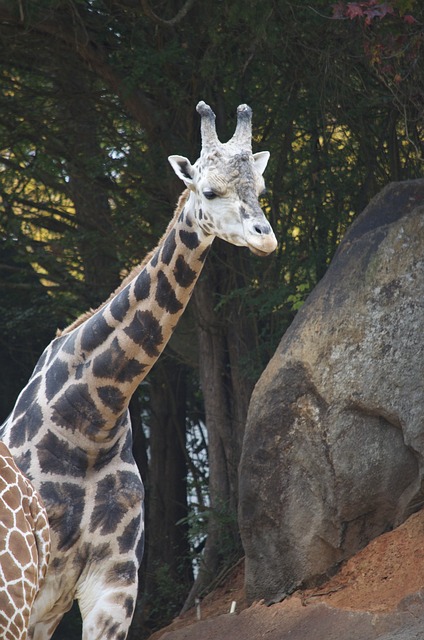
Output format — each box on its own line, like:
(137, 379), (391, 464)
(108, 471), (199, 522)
(0, 101), (276, 639)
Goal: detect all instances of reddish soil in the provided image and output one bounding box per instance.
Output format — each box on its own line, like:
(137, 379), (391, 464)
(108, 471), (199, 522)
(148, 508), (424, 640)
(301, 507), (424, 612)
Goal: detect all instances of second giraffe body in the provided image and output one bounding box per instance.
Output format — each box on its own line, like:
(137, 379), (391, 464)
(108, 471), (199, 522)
(0, 102), (277, 639)
(0, 442), (50, 640)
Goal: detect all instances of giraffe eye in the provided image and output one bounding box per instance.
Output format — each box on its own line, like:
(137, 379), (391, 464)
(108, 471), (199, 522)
(203, 190), (217, 200)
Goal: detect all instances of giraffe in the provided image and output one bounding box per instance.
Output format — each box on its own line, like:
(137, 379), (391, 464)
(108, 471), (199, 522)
(0, 101), (277, 639)
(0, 442), (50, 640)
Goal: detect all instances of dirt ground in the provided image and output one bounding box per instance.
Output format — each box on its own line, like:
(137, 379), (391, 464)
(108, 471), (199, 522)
(148, 508), (424, 640)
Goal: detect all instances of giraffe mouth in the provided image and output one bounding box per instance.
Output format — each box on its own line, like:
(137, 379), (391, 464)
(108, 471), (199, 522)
(246, 233), (278, 257)
(248, 245), (274, 257)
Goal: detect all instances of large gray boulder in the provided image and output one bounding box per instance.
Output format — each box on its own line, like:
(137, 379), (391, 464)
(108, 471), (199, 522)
(239, 179), (424, 604)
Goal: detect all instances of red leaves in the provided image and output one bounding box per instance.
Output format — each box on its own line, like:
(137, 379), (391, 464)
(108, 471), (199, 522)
(346, 4), (366, 19)
(332, 1), (416, 25)
(403, 13), (416, 24)
(331, 0), (421, 82)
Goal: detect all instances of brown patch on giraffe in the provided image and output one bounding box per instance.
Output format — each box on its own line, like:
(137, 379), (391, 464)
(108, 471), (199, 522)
(173, 255), (197, 288)
(51, 383), (106, 435)
(161, 229), (177, 265)
(179, 229), (200, 249)
(123, 310), (163, 356)
(105, 561), (137, 586)
(97, 385), (126, 414)
(36, 431), (88, 478)
(0, 442), (50, 640)
(155, 271), (183, 313)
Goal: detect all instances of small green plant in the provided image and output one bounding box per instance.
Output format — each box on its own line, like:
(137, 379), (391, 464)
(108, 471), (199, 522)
(287, 282), (311, 311)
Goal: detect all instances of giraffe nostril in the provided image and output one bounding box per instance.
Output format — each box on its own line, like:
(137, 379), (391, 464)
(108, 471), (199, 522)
(254, 225), (263, 235)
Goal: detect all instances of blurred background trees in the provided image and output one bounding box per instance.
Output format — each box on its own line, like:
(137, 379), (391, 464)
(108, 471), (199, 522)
(0, 0), (422, 637)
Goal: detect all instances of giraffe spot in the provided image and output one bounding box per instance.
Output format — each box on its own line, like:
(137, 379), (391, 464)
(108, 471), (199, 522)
(133, 270), (151, 302)
(124, 596), (135, 618)
(117, 514), (142, 554)
(73, 542), (110, 569)
(41, 481), (85, 551)
(156, 271), (183, 314)
(106, 560), (137, 586)
(106, 414), (128, 443)
(198, 207), (203, 220)
(161, 229), (176, 265)
(91, 614), (121, 640)
(106, 623), (121, 639)
(80, 314), (114, 353)
(74, 360), (90, 381)
(7, 530), (33, 567)
(9, 403), (43, 448)
(240, 205), (249, 219)
(51, 556), (67, 570)
(174, 255), (197, 288)
(46, 337), (65, 365)
(93, 439), (121, 471)
(90, 471), (144, 535)
(150, 249), (160, 268)
(14, 450), (31, 476)
(136, 525), (145, 564)
(110, 289), (130, 322)
(120, 428), (134, 464)
(179, 229), (200, 249)
(51, 383), (106, 436)
(97, 385), (126, 414)
(62, 331), (77, 355)
(91, 542), (112, 563)
(92, 337), (146, 383)
(45, 359), (69, 402)
(36, 431), (88, 478)
(124, 310), (163, 358)
(12, 377), (41, 416)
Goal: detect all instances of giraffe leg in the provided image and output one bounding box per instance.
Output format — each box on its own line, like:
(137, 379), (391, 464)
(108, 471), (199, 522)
(28, 597), (73, 640)
(80, 590), (136, 640)
(29, 616), (65, 640)
(77, 566), (138, 640)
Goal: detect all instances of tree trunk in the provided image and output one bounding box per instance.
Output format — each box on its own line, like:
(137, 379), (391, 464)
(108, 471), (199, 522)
(130, 356), (192, 635)
(182, 245), (258, 612)
(58, 70), (121, 306)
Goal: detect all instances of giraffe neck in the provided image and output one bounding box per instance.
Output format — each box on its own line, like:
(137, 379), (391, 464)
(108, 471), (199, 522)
(47, 191), (213, 445)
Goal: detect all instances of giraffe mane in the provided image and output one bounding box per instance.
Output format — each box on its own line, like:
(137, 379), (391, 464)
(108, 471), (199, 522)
(58, 189), (190, 337)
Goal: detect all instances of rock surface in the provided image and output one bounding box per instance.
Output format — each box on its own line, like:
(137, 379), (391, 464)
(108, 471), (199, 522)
(238, 179), (424, 603)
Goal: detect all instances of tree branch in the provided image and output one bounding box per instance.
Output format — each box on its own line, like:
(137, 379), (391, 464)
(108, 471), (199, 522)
(139, 0), (197, 27)
(0, 2), (157, 133)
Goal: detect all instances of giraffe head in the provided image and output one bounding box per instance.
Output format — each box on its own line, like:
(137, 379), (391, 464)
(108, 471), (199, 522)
(168, 102), (277, 256)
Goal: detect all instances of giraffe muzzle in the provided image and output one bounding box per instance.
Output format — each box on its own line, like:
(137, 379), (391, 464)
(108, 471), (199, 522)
(246, 222), (278, 256)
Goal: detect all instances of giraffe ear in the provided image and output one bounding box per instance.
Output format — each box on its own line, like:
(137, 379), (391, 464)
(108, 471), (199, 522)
(253, 151), (270, 175)
(168, 155), (195, 188)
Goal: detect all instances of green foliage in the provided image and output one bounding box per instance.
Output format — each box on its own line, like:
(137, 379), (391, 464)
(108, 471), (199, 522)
(177, 498), (241, 596)
(144, 560), (189, 630)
